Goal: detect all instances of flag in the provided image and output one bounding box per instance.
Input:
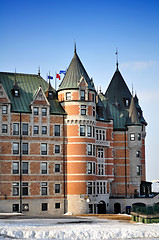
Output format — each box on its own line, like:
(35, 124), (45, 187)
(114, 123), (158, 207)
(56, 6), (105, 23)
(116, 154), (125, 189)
(48, 75), (53, 79)
(59, 70), (66, 75)
(56, 73), (61, 80)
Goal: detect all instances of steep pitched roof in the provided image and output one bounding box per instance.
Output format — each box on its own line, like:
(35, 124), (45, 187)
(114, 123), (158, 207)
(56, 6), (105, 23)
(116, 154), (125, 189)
(105, 67), (131, 111)
(0, 72), (65, 115)
(58, 49), (95, 91)
(126, 96), (141, 126)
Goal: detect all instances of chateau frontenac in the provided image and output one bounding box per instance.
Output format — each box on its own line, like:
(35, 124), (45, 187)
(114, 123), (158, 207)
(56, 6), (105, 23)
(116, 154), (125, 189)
(0, 47), (158, 215)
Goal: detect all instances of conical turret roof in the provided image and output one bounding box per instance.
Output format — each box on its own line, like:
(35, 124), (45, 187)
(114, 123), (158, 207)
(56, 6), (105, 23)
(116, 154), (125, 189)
(58, 48), (95, 91)
(105, 68), (131, 111)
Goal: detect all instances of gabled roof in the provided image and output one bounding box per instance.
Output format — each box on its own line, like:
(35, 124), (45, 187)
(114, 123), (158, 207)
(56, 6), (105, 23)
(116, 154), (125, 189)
(126, 96), (141, 126)
(105, 67), (131, 111)
(0, 72), (65, 115)
(58, 48), (95, 91)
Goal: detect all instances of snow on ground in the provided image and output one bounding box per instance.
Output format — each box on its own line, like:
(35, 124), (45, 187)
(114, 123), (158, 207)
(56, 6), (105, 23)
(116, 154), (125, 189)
(0, 216), (159, 240)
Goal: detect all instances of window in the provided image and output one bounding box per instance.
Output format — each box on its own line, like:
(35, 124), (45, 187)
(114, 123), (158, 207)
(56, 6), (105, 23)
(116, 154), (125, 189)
(80, 125), (85, 136)
(2, 124), (7, 133)
(14, 90), (19, 97)
(125, 99), (129, 107)
(22, 124), (28, 135)
(93, 107), (95, 117)
(13, 162), (19, 174)
(13, 204), (19, 212)
(88, 144), (92, 155)
(137, 165), (142, 176)
(33, 107), (39, 115)
(66, 92), (71, 100)
(96, 181), (106, 194)
(96, 129), (102, 140)
(41, 143), (47, 155)
(55, 203), (60, 209)
(13, 182), (19, 196)
(13, 123), (19, 135)
(92, 94), (95, 102)
(22, 162), (28, 174)
(48, 92), (53, 99)
(93, 145), (96, 156)
(41, 182), (47, 195)
(97, 163), (104, 175)
(22, 143), (28, 155)
(2, 105), (7, 114)
(54, 125), (60, 136)
(41, 162), (47, 174)
(93, 126), (95, 138)
(136, 151), (141, 158)
(13, 143), (19, 154)
(55, 164), (60, 172)
(80, 90), (85, 100)
(103, 131), (106, 141)
(81, 105), (86, 115)
(130, 133), (135, 141)
(42, 126), (47, 134)
(55, 145), (60, 154)
(55, 184), (60, 193)
(138, 133), (141, 141)
(34, 126), (39, 134)
(42, 108), (47, 116)
(22, 183), (28, 195)
(87, 182), (95, 195)
(42, 203), (48, 211)
(87, 162), (96, 174)
(97, 148), (104, 158)
(87, 126), (92, 137)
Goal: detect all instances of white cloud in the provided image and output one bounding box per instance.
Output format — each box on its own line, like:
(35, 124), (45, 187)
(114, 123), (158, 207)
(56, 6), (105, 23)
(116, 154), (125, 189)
(120, 61), (158, 71)
(139, 90), (159, 102)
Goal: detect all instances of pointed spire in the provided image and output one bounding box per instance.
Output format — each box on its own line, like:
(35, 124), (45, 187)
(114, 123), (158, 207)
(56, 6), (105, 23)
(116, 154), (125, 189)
(74, 41), (77, 54)
(132, 83), (134, 96)
(127, 96), (141, 125)
(115, 48), (119, 70)
(38, 66), (40, 76)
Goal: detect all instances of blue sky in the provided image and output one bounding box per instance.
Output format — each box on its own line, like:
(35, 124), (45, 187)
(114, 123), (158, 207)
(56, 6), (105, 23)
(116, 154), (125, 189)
(1, 0), (159, 181)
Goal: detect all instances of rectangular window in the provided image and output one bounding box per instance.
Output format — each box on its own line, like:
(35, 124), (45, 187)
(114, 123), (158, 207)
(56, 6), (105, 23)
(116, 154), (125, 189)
(2, 105), (7, 114)
(41, 182), (47, 195)
(87, 125), (92, 137)
(87, 162), (96, 174)
(22, 143), (28, 155)
(55, 184), (60, 193)
(42, 108), (47, 116)
(41, 143), (47, 155)
(13, 182), (19, 196)
(22, 162), (28, 174)
(103, 131), (106, 141)
(55, 164), (60, 172)
(136, 151), (141, 158)
(81, 105), (86, 115)
(13, 123), (19, 135)
(137, 165), (142, 176)
(2, 124), (7, 133)
(92, 94), (95, 102)
(13, 204), (19, 212)
(42, 203), (48, 211)
(80, 125), (85, 136)
(97, 163), (105, 175)
(41, 162), (47, 174)
(93, 126), (95, 138)
(93, 107), (95, 117)
(55, 145), (60, 154)
(22, 124), (28, 135)
(66, 92), (71, 100)
(80, 90), (85, 100)
(34, 126), (39, 134)
(22, 182), (28, 195)
(54, 125), (60, 136)
(88, 144), (92, 155)
(13, 143), (19, 154)
(87, 182), (95, 195)
(42, 126), (47, 134)
(138, 133), (141, 141)
(93, 145), (96, 156)
(34, 107), (39, 115)
(130, 133), (135, 141)
(97, 148), (104, 158)
(13, 162), (19, 174)
(55, 203), (60, 209)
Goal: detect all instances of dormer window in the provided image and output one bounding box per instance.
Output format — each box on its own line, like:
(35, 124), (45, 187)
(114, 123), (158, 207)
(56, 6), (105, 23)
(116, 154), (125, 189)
(125, 99), (129, 107)
(2, 105), (8, 114)
(66, 92), (71, 100)
(33, 107), (39, 116)
(80, 90), (85, 101)
(14, 90), (19, 97)
(48, 92), (53, 99)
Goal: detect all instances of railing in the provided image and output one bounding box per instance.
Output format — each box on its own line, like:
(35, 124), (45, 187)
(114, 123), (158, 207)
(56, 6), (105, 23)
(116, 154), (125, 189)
(132, 205), (159, 215)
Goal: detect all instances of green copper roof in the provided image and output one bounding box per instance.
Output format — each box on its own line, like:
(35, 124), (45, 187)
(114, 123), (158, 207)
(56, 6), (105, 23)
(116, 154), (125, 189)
(58, 49), (95, 91)
(105, 67), (131, 112)
(0, 72), (65, 115)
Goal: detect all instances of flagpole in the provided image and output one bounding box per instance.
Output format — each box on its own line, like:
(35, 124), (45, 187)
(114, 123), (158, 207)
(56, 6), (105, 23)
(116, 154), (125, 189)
(55, 72), (57, 90)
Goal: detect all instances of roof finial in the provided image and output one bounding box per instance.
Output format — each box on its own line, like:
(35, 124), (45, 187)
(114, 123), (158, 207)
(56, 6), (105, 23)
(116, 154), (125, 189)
(132, 83), (134, 96)
(74, 41), (77, 54)
(38, 66), (40, 76)
(115, 48), (119, 70)
(14, 68), (17, 86)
